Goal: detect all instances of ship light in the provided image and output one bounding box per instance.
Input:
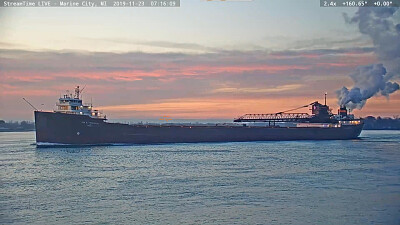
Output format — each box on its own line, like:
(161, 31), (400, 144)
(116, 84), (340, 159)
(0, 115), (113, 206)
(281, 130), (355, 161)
(80, 112), (83, 115)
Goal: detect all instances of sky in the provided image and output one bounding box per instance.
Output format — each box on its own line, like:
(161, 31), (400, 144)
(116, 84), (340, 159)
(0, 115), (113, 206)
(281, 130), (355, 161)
(0, 0), (399, 120)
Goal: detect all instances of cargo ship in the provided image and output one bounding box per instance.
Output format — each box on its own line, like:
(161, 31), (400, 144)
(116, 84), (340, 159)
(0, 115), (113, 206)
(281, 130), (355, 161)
(34, 87), (363, 146)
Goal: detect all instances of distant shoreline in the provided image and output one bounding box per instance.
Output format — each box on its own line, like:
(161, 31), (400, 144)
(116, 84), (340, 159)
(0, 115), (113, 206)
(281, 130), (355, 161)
(0, 120), (35, 132)
(0, 129), (35, 132)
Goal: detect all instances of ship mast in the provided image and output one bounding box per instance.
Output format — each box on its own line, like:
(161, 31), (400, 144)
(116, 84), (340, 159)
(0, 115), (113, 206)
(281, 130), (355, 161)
(75, 86), (80, 99)
(74, 85), (86, 99)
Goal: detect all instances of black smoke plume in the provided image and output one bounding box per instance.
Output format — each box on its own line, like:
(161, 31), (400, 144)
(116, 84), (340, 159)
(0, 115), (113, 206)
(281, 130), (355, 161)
(337, 8), (400, 110)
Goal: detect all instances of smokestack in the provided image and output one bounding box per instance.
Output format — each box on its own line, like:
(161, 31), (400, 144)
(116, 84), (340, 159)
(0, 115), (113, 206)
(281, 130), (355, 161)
(338, 106), (348, 117)
(337, 8), (400, 110)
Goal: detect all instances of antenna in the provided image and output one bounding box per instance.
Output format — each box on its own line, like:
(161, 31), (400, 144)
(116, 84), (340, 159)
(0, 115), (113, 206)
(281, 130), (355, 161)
(22, 98), (38, 111)
(80, 85), (86, 100)
(324, 92), (327, 106)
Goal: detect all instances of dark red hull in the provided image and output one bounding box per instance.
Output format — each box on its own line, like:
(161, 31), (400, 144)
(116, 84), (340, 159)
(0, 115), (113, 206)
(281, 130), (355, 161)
(34, 111), (364, 146)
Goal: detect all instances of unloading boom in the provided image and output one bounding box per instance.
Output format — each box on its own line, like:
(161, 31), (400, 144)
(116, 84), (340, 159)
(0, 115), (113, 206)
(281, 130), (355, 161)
(234, 113), (311, 122)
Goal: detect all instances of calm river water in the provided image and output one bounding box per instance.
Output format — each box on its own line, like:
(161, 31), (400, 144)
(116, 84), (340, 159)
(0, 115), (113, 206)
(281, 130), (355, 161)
(1, 130), (399, 224)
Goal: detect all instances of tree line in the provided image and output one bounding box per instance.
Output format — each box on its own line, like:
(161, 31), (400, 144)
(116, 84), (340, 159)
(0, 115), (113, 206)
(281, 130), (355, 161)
(0, 120), (35, 131)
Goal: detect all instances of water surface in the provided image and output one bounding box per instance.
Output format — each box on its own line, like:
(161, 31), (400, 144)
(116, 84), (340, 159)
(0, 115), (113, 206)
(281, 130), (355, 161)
(1, 131), (399, 224)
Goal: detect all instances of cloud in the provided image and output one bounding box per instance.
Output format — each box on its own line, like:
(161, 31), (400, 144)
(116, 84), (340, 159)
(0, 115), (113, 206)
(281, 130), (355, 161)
(0, 46), (375, 77)
(212, 84), (303, 94)
(270, 47), (374, 58)
(0, 46), (382, 119)
(96, 96), (320, 119)
(79, 38), (218, 53)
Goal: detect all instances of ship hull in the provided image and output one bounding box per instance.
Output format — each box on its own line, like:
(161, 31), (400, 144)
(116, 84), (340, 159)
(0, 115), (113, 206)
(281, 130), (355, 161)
(34, 111), (364, 146)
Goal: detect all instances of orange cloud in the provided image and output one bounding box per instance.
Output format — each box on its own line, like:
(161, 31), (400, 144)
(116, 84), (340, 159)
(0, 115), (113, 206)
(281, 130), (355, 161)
(2, 48), (397, 120)
(97, 97), (323, 119)
(96, 93), (400, 119)
(181, 65), (309, 75)
(211, 84), (303, 94)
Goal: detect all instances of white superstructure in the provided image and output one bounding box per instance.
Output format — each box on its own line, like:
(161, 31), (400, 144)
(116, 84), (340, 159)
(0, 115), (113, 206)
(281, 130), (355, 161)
(55, 86), (104, 119)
